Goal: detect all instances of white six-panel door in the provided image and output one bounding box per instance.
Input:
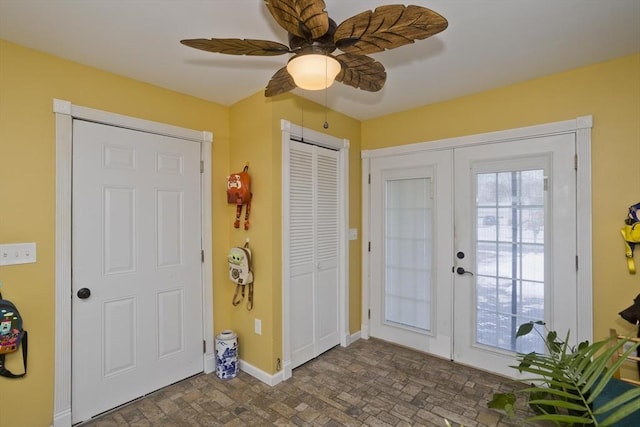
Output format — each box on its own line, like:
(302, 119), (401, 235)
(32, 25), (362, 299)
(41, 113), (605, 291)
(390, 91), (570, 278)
(71, 120), (203, 423)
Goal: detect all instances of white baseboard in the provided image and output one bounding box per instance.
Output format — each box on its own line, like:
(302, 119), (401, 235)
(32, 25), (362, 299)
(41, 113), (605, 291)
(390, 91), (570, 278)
(236, 333), (361, 387)
(347, 331), (361, 345)
(239, 359), (284, 386)
(53, 408), (71, 427)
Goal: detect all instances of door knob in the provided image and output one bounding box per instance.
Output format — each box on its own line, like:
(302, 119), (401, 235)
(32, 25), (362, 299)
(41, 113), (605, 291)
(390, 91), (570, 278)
(77, 288), (91, 299)
(456, 267), (474, 276)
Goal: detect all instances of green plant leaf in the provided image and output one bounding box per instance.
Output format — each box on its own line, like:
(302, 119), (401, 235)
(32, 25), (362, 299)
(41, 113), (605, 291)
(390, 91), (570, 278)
(561, 329), (573, 354)
(598, 394), (640, 427)
(516, 366), (577, 385)
(516, 322), (535, 337)
(518, 359), (555, 373)
(576, 341), (601, 372)
(546, 330), (558, 348)
(577, 340), (590, 351)
(528, 399), (588, 412)
(522, 386), (583, 400)
(524, 378), (579, 391)
(593, 386), (640, 414)
(527, 396), (559, 417)
(585, 340), (639, 403)
(487, 392), (516, 416)
(489, 322), (640, 426)
(527, 413), (594, 424)
(518, 354), (561, 369)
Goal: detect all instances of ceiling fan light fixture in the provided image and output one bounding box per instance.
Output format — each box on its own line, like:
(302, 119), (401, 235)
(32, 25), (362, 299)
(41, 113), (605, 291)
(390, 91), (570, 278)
(181, 3), (448, 97)
(286, 54), (341, 91)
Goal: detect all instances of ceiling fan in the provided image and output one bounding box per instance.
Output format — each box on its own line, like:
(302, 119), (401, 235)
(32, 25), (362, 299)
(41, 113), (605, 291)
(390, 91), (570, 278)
(180, 0), (448, 97)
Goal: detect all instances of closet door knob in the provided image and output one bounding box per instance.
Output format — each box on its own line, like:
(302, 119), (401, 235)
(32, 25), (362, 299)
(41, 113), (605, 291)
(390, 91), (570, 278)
(77, 288), (91, 299)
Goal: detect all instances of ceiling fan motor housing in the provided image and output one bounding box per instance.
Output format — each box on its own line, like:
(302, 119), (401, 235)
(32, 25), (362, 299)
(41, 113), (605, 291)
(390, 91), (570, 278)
(288, 18), (337, 56)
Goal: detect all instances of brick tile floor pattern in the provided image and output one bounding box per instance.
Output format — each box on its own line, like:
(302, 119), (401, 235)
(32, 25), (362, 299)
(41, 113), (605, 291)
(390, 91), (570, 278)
(82, 338), (537, 427)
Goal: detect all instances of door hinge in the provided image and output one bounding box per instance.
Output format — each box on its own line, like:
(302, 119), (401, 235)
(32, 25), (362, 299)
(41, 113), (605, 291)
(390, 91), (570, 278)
(368, 174), (371, 184)
(368, 309), (371, 319)
(368, 242), (371, 252)
(574, 154), (578, 171)
(544, 177), (549, 192)
(576, 255), (579, 271)
(200, 160), (204, 173)
(203, 340), (206, 353)
(201, 250), (205, 263)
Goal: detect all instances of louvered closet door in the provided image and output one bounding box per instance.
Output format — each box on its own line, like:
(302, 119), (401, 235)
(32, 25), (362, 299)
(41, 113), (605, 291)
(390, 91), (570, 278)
(288, 140), (339, 369)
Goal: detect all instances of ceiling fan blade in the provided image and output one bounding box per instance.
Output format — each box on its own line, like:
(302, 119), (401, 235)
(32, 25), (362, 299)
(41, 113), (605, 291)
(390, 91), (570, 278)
(334, 5), (448, 55)
(335, 53), (386, 92)
(264, 0), (329, 39)
(265, 66), (297, 97)
(180, 38), (291, 56)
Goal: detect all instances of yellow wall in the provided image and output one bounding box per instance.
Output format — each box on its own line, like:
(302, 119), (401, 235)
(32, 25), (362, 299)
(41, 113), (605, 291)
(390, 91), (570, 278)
(363, 54), (640, 344)
(0, 40), (231, 427)
(225, 92), (361, 374)
(2, 35), (638, 426)
(270, 95), (363, 338)
(225, 93), (278, 373)
(0, 39), (361, 425)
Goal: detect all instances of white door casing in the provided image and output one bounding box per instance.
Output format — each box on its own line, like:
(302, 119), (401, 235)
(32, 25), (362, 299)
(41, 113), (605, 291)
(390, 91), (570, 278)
(281, 120), (350, 380)
(361, 116), (592, 378)
(53, 100), (214, 427)
(71, 120), (203, 422)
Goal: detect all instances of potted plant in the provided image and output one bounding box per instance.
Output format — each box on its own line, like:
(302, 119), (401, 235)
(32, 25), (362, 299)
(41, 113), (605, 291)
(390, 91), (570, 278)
(488, 321), (640, 426)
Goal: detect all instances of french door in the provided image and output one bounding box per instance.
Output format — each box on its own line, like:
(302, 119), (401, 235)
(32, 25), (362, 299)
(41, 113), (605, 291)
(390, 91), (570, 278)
(369, 150), (453, 359)
(367, 132), (579, 378)
(452, 134), (577, 376)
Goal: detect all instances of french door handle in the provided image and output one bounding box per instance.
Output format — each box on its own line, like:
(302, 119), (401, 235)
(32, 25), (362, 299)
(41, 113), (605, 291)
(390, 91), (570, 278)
(456, 267), (474, 276)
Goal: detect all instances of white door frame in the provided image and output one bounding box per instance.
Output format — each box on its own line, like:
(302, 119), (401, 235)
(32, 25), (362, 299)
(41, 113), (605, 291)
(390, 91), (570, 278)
(361, 116), (593, 347)
(52, 99), (214, 427)
(281, 119), (350, 381)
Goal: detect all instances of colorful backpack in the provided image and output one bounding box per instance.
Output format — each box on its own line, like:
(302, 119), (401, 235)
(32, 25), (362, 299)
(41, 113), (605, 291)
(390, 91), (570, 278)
(228, 241), (254, 311)
(0, 293), (27, 378)
(226, 165), (252, 230)
(621, 202), (640, 274)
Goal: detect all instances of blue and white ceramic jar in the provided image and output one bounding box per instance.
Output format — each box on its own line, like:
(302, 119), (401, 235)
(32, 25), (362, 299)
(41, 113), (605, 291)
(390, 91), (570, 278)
(215, 330), (238, 380)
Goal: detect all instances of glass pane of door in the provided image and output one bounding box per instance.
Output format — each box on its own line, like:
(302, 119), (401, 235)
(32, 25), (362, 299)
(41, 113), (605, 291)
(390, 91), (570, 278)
(384, 177), (433, 332)
(476, 169), (545, 354)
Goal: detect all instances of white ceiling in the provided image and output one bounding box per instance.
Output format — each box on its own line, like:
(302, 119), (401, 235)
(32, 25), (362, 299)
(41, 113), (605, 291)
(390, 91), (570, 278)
(1, 0), (639, 120)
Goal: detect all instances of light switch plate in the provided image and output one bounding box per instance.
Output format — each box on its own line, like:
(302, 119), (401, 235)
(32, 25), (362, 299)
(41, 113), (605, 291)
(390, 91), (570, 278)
(0, 243), (37, 266)
(349, 228), (358, 240)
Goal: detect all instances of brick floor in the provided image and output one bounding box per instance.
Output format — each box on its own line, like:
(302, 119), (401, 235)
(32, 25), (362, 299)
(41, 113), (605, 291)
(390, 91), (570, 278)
(81, 338), (534, 426)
